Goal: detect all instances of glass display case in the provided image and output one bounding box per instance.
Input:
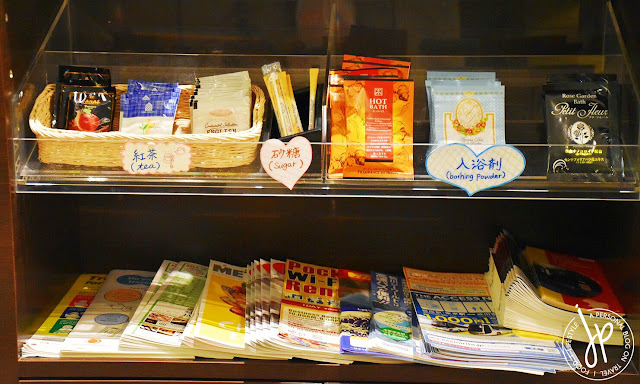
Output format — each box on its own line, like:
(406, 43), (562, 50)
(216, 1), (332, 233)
(10, 0), (640, 199)
(4, 1), (639, 383)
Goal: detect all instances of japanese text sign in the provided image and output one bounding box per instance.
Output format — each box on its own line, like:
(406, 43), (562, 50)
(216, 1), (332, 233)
(122, 142), (191, 174)
(426, 144), (525, 196)
(260, 137), (312, 190)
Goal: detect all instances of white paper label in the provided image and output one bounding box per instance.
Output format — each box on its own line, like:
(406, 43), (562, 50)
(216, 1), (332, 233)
(260, 137), (312, 190)
(122, 142), (191, 174)
(426, 144), (525, 196)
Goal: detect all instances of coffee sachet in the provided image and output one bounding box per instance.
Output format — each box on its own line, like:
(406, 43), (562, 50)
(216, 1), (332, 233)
(544, 76), (622, 181)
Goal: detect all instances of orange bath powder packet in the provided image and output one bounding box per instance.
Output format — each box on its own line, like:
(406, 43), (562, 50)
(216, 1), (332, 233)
(341, 55), (411, 79)
(327, 70), (400, 179)
(342, 79), (414, 179)
(328, 83), (348, 178)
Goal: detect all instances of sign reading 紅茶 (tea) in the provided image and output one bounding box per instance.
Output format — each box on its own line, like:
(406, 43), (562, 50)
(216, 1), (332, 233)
(122, 142), (191, 174)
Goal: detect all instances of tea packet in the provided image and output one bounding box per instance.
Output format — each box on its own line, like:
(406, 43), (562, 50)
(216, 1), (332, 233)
(64, 86), (116, 132)
(429, 82), (505, 148)
(196, 71), (250, 88)
(543, 74), (622, 181)
(118, 80), (181, 135)
(342, 78), (414, 179)
(191, 98), (251, 134)
(128, 79), (179, 93)
(190, 71), (252, 134)
(53, 65), (111, 129)
(119, 92), (181, 135)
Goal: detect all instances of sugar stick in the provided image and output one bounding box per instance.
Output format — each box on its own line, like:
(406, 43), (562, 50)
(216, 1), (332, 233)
(308, 68), (319, 131)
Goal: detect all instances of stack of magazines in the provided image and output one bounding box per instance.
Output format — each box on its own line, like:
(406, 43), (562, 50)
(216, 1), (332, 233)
(487, 231), (626, 345)
(405, 267), (574, 374)
(23, 232), (627, 376)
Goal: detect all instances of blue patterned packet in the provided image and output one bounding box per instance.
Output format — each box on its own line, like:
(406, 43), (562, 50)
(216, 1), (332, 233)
(119, 81), (181, 135)
(127, 80), (179, 93)
(426, 71), (505, 151)
(429, 84), (505, 148)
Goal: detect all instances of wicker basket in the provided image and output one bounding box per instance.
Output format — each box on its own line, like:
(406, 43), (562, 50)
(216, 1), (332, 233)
(29, 84), (266, 168)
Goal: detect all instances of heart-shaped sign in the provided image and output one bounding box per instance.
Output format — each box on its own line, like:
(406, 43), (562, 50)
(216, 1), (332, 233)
(260, 136), (312, 190)
(426, 144), (526, 196)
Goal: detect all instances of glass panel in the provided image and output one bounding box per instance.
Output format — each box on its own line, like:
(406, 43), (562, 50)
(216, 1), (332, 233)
(332, 0), (607, 56)
(48, 0), (331, 55)
(12, 139), (638, 199)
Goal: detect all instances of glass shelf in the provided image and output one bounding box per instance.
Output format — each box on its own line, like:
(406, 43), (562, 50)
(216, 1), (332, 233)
(10, 0), (640, 200)
(13, 138), (638, 199)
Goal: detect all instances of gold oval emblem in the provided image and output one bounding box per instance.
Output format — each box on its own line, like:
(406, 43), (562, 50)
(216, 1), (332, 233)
(455, 98), (483, 129)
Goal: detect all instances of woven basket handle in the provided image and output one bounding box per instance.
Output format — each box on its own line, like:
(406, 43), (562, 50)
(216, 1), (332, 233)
(251, 84), (265, 130)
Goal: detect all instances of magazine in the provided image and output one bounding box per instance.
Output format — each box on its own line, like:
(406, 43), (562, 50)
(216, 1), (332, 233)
(245, 261), (257, 348)
(367, 271), (414, 360)
(278, 259), (341, 352)
(259, 259), (271, 342)
(404, 267), (572, 373)
(268, 258), (285, 339)
(411, 308), (553, 375)
(488, 231), (626, 345)
(192, 259), (289, 360)
(338, 269), (374, 355)
(253, 260), (264, 346)
(120, 260), (177, 347)
(194, 260), (247, 351)
(338, 269), (410, 363)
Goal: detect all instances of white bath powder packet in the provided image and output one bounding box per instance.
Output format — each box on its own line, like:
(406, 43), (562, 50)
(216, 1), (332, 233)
(430, 84), (506, 148)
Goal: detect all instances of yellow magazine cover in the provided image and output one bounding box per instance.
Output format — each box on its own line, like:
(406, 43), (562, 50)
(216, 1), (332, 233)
(33, 274), (106, 339)
(278, 260), (340, 351)
(195, 260), (247, 350)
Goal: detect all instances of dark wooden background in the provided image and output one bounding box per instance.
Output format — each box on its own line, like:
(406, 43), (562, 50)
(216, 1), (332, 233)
(2, 1), (639, 383)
